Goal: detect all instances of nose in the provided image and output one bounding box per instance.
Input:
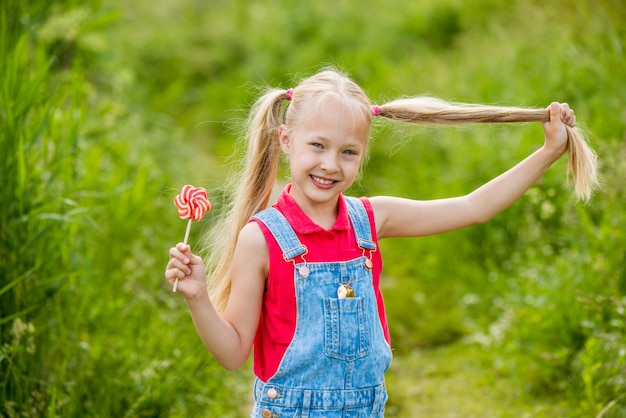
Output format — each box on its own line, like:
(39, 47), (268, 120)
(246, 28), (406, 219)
(319, 153), (339, 173)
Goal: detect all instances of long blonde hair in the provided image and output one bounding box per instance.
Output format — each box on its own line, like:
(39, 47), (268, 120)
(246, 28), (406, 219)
(206, 69), (599, 313)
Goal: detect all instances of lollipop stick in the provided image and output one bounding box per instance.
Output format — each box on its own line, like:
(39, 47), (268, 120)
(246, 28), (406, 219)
(173, 219), (193, 293)
(183, 218), (192, 246)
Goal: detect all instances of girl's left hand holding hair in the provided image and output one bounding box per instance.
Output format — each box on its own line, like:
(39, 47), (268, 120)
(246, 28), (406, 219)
(542, 101), (575, 156)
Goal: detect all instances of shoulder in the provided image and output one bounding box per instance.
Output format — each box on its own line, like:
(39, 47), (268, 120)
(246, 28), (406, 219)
(368, 195), (413, 239)
(232, 221), (269, 277)
(238, 221), (269, 254)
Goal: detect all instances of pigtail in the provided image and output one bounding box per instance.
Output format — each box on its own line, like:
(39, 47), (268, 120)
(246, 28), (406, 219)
(206, 89), (289, 313)
(564, 125), (599, 202)
(379, 97), (599, 201)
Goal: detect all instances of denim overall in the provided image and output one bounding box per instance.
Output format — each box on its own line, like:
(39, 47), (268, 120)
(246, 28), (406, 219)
(250, 197), (393, 418)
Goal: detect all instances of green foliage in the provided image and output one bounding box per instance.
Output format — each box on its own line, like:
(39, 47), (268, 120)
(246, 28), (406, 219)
(1, 3), (85, 410)
(1, 0), (625, 416)
(1, 1), (245, 416)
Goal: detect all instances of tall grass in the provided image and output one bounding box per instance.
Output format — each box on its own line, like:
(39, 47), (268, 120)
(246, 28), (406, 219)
(1, 1), (246, 416)
(0, 3), (84, 411)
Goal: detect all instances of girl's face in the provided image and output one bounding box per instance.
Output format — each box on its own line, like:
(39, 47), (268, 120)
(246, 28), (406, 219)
(279, 95), (370, 212)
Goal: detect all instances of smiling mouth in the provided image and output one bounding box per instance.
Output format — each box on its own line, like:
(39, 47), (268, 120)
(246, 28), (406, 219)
(311, 175), (336, 186)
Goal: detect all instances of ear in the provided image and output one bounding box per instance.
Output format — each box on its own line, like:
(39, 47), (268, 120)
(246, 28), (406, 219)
(278, 124), (290, 154)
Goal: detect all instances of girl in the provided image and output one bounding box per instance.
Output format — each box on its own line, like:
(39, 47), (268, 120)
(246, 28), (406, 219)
(165, 69), (597, 417)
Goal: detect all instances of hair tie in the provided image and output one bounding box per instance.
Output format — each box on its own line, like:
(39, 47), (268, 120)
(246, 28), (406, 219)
(372, 105), (381, 117)
(286, 89), (293, 101)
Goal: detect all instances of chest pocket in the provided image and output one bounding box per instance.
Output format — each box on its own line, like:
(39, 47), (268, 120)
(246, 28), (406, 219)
(323, 296), (371, 361)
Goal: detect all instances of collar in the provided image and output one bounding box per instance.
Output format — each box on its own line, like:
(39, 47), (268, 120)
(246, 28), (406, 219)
(274, 184), (351, 234)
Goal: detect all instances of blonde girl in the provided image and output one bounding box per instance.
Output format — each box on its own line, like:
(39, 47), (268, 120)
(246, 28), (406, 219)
(165, 69), (597, 417)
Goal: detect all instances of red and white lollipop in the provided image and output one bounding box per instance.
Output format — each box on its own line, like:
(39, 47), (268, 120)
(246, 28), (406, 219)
(172, 185), (212, 292)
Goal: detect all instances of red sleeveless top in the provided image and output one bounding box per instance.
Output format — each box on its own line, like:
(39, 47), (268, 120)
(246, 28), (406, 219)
(250, 185), (390, 382)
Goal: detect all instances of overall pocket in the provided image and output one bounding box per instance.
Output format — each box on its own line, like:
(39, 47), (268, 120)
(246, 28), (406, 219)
(323, 297), (371, 361)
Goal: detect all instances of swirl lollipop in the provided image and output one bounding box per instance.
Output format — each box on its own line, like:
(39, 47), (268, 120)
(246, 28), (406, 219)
(172, 185), (212, 292)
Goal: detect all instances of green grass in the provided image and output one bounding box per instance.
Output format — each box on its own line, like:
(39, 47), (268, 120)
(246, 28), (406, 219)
(386, 344), (572, 417)
(1, 0), (625, 416)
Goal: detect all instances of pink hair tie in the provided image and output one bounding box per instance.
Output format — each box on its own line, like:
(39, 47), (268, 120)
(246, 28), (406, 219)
(372, 105), (381, 117)
(286, 88), (293, 101)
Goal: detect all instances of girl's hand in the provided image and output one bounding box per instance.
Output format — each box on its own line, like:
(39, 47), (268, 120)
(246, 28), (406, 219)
(165, 243), (207, 299)
(542, 102), (575, 157)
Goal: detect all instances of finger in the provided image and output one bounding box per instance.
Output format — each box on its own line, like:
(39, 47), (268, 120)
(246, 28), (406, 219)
(168, 258), (191, 275)
(175, 243), (202, 265)
(169, 246), (190, 264)
(188, 253), (204, 265)
(165, 268), (185, 283)
(555, 102), (576, 127)
(548, 102), (562, 123)
(176, 242), (190, 253)
(562, 110), (576, 127)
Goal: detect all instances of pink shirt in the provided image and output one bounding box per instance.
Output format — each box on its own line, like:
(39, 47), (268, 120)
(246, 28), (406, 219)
(251, 185), (390, 382)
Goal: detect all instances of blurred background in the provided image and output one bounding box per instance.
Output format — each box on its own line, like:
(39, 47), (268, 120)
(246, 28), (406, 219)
(1, 0), (624, 416)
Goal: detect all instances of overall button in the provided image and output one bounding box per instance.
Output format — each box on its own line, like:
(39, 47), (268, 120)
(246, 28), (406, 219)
(267, 388), (278, 399)
(261, 409), (272, 418)
(298, 266), (310, 278)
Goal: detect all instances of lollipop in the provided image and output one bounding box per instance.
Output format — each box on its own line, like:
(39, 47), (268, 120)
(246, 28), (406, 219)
(172, 185), (212, 292)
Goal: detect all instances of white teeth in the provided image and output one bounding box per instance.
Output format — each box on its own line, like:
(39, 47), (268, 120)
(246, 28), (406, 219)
(312, 176), (334, 185)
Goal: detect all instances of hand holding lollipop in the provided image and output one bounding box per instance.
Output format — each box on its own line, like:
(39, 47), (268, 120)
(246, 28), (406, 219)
(172, 185), (211, 292)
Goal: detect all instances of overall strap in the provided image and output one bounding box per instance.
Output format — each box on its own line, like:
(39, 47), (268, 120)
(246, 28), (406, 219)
(344, 196), (377, 251)
(252, 208), (307, 261)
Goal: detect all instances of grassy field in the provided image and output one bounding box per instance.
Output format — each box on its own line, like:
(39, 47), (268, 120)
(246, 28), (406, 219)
(386, 345), (572, 417)
(2, 0), (625, 416)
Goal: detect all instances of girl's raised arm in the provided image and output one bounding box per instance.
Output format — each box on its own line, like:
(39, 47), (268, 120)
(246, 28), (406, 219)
(372, 102), (572, 239)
